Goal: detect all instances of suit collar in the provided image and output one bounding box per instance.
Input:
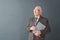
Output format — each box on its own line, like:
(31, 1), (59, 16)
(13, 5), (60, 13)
(39, 15), (43, 20)
(33, 15), (43, 22)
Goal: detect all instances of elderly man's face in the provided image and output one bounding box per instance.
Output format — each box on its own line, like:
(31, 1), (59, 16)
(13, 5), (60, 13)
(34, 9), (41, 17)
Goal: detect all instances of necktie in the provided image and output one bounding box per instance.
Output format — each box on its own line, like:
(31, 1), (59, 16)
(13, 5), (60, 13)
(35, 18), (38, 26)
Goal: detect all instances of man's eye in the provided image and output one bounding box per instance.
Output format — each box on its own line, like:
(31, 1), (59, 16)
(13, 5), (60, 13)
(38, 9), (40, 11)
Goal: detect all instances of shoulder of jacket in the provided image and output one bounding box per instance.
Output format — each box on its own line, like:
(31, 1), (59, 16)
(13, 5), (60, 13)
(28, 17), (34, 22)
(29, 17), (34, 20)
(41, 16), (48, 21)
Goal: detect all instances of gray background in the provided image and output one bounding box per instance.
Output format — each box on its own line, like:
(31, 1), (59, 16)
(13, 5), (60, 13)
(0, 0), (60, 40)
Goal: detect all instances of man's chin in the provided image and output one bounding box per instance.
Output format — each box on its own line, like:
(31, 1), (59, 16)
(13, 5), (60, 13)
(34, 16), (38, 17)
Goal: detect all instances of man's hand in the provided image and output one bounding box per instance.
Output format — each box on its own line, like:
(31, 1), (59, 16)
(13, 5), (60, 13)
(30, 26), (37, 31)
(34, 30), (41, 36)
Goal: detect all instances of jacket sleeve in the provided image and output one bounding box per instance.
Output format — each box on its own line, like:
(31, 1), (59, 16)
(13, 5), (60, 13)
(26, 18), (33, 32)
(41, 19), (51, 35)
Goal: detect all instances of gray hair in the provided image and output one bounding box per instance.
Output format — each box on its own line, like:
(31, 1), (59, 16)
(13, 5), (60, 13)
(33, 6), (42, 13)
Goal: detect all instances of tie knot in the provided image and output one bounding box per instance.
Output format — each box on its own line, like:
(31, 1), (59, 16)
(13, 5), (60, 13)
(35, 18), (37, 20)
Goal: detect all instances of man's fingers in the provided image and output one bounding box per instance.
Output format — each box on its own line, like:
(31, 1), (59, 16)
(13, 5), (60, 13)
(34, 30), (41, 36)
(30, 26), (36, 30)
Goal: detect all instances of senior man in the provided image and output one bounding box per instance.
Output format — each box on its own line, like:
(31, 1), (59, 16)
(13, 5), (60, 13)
(27, 6), (51, 40)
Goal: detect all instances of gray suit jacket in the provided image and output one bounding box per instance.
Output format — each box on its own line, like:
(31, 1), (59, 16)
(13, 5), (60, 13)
(27, 16), (51, 40)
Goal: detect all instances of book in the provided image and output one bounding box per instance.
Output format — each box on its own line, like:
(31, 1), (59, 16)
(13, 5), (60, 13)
(32, 22), (46, 33)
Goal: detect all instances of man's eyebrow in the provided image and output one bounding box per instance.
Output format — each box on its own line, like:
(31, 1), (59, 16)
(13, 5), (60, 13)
(37, 9), (40, 11)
